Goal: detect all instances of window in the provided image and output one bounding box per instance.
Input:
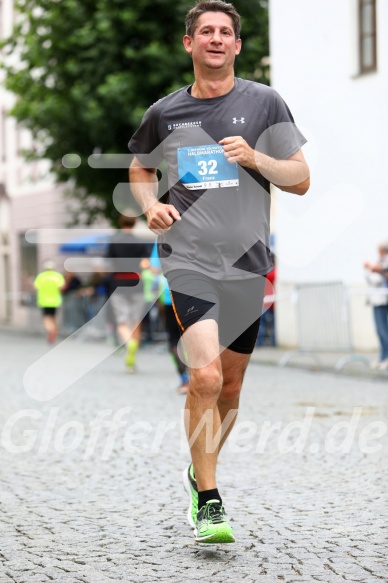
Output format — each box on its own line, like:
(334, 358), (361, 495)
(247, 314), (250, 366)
(359, 0), (377, 74)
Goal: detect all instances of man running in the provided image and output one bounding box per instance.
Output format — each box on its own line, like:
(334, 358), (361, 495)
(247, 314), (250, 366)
(106, 211), (153, 372)
(129, 0), (310, 543)
(34, 260), (65, 344)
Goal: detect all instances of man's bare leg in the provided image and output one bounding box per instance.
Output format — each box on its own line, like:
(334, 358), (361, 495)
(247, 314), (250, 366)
(181, 322), (249, 544)
(116, 322), (142, 369)
(182, 324), (251, 486)
(116, 322), (142, 344)
(217, 349), (251, 451)
(43, 315), (58, 343)
(182, 319), (223, 492)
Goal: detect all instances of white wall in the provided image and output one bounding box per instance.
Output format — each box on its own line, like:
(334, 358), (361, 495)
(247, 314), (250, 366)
(270, 0), (388, 350)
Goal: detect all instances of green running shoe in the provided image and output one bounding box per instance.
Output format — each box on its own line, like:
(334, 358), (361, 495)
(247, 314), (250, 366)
(182, 464), (198, 529)
(195, 500), (235, 544)
(125, 339), (138, 368)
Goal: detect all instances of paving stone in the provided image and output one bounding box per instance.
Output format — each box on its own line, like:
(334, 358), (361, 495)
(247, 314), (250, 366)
(0, 331), (387, 583)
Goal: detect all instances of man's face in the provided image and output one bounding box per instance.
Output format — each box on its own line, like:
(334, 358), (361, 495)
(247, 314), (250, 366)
(183, 12), (241, 71)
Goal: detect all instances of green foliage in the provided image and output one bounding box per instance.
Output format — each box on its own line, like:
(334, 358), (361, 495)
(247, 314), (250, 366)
(1, 0), (269, 224)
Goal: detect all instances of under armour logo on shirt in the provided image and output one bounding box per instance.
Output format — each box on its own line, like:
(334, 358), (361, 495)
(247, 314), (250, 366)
(233, 117), (245, 124)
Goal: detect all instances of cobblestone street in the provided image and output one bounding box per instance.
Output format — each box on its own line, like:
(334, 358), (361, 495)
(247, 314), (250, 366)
(0, 330), (387, 583)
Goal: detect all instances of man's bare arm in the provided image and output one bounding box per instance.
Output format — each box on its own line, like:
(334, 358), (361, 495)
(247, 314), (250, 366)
(129, 156), (180, 231)
(219, 137), (310, 195)
(364, 261), (388, 278)
(257, 149), (310, 195)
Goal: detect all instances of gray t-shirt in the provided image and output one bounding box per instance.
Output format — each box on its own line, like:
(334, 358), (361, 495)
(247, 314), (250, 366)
(128, 77), (306, 280)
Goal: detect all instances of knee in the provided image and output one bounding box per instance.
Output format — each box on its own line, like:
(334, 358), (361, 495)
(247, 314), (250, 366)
(190, 366), (222, 400)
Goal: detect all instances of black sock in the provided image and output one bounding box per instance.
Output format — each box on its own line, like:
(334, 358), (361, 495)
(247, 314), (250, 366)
(198, 488), (222, 510)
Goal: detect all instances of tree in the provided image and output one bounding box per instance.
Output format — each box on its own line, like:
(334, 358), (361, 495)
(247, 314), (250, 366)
(1, 0), (269, 224)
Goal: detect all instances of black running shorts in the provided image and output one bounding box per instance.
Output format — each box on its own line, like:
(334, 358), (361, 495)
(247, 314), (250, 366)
(167, 270), (265, 354)
(41, 307), (57, 316)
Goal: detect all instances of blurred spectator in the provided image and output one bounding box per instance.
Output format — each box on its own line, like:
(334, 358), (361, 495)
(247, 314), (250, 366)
(34, 260), (65, 343)
(62, 270), (82, 296)
(140, 258), (158, 344)
(150, 243), (189, 394)
(364, 240), (388, 370)
(61, 270), (83, 333)
(82, 266), (110, 321)
(106, 210), (153, 372)
(256, 255), (276, 347)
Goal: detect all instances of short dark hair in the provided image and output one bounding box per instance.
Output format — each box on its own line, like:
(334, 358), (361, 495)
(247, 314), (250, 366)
(185, 0), (241, 39)
(119, 210), (137, 229)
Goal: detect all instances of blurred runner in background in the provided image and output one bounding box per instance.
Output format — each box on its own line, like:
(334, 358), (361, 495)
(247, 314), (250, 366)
(106, 210), (153, 372)
(34, 260), (65, 343)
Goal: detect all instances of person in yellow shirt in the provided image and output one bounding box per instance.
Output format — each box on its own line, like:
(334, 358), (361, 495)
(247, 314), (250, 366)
(34, 260), (65, 343)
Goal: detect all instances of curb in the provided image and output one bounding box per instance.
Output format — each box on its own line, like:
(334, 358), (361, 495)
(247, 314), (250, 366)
(250, 353), (388, 381)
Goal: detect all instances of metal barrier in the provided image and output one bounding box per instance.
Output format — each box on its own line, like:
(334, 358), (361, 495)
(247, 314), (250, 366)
(62, 293), (108, 339)
(279, 281), (370, 370)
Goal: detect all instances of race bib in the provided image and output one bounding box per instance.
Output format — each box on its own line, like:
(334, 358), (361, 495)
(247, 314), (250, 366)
(177, 145), (239, 190)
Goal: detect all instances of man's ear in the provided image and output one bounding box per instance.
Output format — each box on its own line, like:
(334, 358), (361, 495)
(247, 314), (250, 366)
(183, 35), (193, 54)
(235, 38), (242, 56)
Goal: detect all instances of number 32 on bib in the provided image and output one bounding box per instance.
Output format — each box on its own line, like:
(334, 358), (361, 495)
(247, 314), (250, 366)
(178, 145), (239, 190)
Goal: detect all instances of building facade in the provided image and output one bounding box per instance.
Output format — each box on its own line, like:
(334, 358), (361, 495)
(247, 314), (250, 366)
(0, 0), (71, 325)
(0, 0), (111, 327)
(269, 0), (387, 350)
